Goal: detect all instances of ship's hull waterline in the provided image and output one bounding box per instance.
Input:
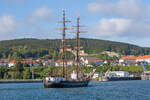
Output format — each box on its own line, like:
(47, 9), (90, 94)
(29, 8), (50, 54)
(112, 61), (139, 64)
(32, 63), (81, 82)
(43, 80), (90, 88)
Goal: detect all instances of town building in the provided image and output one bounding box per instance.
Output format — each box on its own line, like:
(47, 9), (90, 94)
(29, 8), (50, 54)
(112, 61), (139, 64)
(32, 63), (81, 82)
(8, 60), (17, 67)
(119, 55), (150, 66)
(136, 55), (150, 64)
(0, 59), (8, 66)
(43, 59), (55, 66)
(119, 56), (137, 66)
(92, 72), (101, 79)
(107, 71), (129, 77)
(81, 57), (104, 66)
(55, 59), (74, 67)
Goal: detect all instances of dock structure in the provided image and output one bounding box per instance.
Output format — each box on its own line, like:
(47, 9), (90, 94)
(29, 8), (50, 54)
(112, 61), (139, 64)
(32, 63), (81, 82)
(140, 63), (150, 80)
(103, 71), (141, 81)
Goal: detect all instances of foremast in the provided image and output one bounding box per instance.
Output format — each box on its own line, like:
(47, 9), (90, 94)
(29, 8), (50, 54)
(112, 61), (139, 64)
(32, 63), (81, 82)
(57, 9), (71, 78)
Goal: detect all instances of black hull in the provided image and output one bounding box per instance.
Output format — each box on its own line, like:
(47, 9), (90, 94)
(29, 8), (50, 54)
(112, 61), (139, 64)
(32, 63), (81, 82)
(43, 80), (90, 88)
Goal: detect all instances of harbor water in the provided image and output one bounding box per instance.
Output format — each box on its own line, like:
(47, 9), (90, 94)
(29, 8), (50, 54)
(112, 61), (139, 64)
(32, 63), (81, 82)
(0, 80), (150, 100)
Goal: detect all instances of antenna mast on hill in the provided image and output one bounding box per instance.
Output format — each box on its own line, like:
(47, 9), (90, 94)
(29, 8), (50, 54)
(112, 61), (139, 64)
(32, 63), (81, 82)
(72, 14), (87, 79)
(57, 9), (71, 78)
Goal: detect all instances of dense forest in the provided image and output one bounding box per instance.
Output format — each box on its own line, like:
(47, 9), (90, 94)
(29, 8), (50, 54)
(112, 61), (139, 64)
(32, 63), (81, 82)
(0, 38), (149, 59)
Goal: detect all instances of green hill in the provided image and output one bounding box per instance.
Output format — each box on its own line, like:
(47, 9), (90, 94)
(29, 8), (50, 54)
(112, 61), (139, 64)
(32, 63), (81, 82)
(0, 38), (149, 59)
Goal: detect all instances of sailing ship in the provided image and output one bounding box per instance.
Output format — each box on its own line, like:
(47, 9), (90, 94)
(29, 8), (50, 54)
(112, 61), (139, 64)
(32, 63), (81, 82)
(43, 9), (92, 88)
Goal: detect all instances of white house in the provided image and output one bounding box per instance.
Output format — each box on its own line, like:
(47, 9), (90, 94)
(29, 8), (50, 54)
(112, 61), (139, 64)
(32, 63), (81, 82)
(8, 60), (17, 67)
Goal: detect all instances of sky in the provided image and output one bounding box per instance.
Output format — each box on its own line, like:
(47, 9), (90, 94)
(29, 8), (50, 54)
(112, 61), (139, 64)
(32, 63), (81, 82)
(1, 0), (150, 47)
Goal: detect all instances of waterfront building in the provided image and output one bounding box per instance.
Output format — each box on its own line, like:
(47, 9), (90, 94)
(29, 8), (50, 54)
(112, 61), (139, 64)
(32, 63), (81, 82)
(107, 71), (129, 77)
(141, 71), (150, 80)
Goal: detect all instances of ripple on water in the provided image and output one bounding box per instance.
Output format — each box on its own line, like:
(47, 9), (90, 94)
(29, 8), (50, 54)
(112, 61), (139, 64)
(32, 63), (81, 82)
(0, 81), (150, 100)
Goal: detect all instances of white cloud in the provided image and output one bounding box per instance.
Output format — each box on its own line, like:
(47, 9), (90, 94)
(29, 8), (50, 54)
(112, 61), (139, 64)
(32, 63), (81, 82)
(88, 0), (143, 18)
(88, 0), (150, 43)
(91, 18), (150, 40)
(0, 6), (54, 40)
(0, 14), (17, 34)
(92, 18), (132, 37)
(117, 0), (143, 18)
(88, 1), (115, 15)
(28, 6), (53, 23)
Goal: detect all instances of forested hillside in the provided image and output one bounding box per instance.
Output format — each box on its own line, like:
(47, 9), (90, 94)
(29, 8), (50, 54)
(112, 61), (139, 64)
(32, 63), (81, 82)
(0, 38), (149, 59)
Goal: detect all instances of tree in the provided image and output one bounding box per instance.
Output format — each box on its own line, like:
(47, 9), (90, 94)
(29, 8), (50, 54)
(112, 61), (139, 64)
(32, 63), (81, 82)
(3, 73), (9, 79)
(13, 72), (22, 79)
(23, 68), (31, 79)
(39, 62), (43, 66)
(15, 62), (24, 72)
(23, 63), (30, 67)
(52, 51), (57, 59)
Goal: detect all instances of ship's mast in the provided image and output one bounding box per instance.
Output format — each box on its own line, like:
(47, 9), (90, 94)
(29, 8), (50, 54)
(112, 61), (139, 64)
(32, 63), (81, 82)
(72, 15), (87, 79)
(57, 9), (71, 78)
(76, 16), (80, 79)
(62, 9), (66, 78)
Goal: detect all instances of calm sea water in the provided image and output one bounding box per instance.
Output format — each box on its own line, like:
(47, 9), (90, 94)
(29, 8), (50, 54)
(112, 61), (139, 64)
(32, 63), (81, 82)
(0, 81), (150, 100)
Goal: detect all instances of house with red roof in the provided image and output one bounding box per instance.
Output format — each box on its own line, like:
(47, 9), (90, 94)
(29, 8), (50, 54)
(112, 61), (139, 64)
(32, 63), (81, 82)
(43, 59), (55, 66)
(81, 57), (104, 66)
(0, 59), (8, 66)
(8, 60), (17, 67)
(32, 60), (39, 67)
(119, 56), (137, 66)
(55, 59), (74, 67)
(136, 55), (150, 64)
(119, 55), (150, 66)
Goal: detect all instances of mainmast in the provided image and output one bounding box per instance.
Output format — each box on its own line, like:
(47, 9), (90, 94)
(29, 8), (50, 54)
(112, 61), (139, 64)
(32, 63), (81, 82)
(57, 9), (71, 78)
(76, 16), (80, 79)
(72, 14), (87, 79)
